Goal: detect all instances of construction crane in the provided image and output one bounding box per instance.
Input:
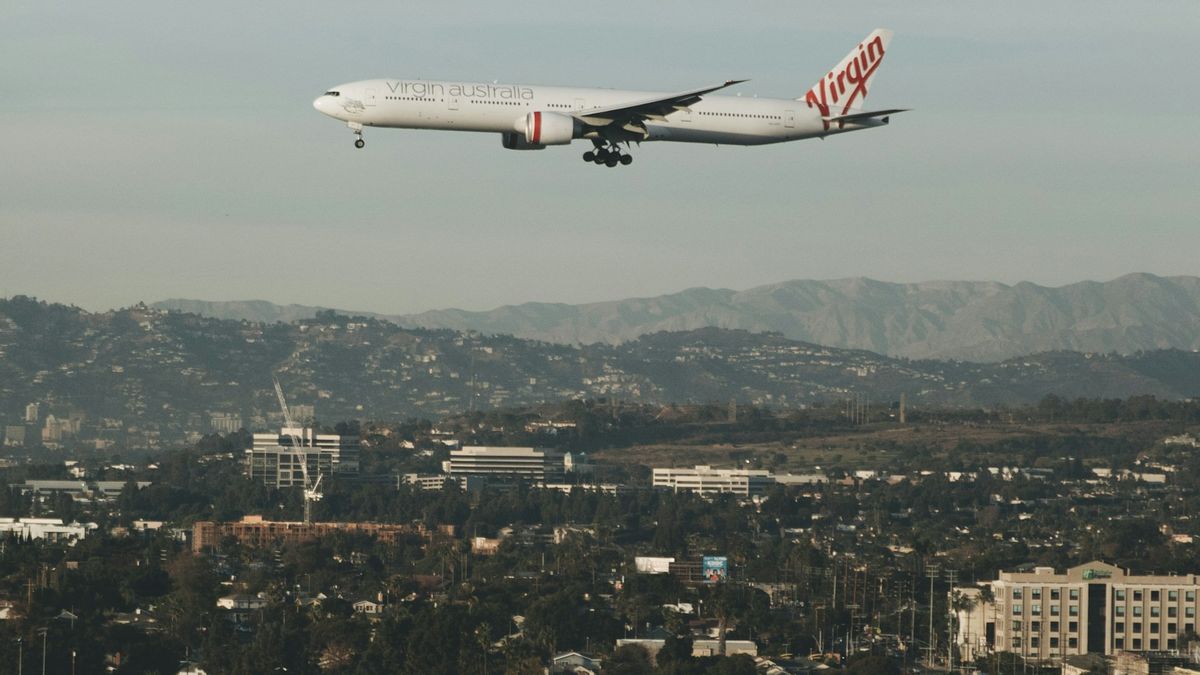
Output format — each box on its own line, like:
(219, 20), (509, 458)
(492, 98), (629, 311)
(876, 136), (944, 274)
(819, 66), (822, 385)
(273, 376), (323, 524)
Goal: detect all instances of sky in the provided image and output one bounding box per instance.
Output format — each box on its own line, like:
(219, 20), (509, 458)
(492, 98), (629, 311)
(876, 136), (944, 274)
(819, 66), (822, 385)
(2, 1), (1198, 315)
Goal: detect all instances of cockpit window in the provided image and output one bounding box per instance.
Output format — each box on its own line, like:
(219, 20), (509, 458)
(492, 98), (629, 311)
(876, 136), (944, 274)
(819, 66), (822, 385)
(324, 91), (340, 97)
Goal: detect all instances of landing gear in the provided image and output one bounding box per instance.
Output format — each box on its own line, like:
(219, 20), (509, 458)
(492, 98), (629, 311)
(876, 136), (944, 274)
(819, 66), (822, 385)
(348, 121), (364, 149)
(354, 138), (365, 149)
(584, 142), (634, 167)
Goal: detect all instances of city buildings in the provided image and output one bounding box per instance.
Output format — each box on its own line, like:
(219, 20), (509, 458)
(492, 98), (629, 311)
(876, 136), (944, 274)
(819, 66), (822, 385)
(651, 465), (776, 497)
(445, 446), (565, 482)
(245, 427), (359, 488)
(953, 561), (1200, 663)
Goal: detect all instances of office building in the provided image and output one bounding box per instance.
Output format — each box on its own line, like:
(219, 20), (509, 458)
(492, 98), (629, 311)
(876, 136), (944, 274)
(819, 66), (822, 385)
(445, 446), (565, 482)
(0, 517), (95, 543)
(953, 561), (1200, 664)
(651, 465), (775, 497)
(401, 473), (485, 492)
(208, 412), (243, 434)
(11, 479), (151, 501)
(245, 427), (359, 488)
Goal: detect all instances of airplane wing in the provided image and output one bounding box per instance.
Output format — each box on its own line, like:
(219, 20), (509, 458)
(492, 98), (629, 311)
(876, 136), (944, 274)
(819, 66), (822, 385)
(575, 79), (747, 126)
(822, 108), (909, 124)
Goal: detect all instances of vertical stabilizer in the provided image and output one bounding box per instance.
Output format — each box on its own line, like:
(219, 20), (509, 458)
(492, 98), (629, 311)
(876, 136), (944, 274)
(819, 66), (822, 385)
(802, 29), (893, 119)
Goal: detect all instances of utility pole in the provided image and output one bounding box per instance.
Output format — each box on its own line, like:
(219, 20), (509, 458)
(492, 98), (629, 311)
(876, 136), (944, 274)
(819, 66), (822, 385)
(926, 564), (940, 668)
(910, 576), (916, 658)
(945, 569), (959, 673)
(847, 603), (861, 656)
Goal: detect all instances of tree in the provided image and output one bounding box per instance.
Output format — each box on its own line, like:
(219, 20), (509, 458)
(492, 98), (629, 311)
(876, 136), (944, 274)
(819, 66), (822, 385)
(846, 654), (902, 675)
(606, 643), (653, 675)
(161, 553), (217, 650)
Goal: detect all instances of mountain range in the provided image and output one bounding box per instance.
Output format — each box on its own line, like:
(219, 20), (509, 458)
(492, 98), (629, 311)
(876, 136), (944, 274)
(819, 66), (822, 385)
(4, 297), (1200, 444)
(156, 273), (1200, 361)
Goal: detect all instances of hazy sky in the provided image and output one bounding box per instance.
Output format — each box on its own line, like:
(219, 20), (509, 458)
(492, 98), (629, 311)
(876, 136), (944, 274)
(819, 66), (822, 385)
(2, 1), (1198, 314)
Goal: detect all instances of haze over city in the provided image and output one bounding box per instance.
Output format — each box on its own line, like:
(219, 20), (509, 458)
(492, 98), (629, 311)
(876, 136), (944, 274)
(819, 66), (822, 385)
(3, 1), (1197, 315)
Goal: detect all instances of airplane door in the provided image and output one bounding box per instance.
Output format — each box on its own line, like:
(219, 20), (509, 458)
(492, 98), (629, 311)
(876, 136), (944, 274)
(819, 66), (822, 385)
(574, 97), (585, 111)
(679, 109), (693, 123)
(784, 109), (795, 128)
(364, 88), (377, 106)
(448, 97), (459, 111)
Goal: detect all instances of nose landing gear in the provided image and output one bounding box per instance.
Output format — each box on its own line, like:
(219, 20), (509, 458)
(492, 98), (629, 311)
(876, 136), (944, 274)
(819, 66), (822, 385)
(582, 142), (633, 167)
(348, 121), (365, 149)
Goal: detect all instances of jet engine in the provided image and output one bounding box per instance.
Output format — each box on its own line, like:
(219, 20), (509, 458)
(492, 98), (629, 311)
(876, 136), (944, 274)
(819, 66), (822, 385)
(502, 111), (578, 149)
(501, 132), (544, 150)
(524, 111), (577, 146)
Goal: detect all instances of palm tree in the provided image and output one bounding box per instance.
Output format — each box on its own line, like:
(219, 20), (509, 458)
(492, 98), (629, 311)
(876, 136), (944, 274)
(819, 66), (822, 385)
(978, 585), (997, 671)
(950, 590), (978, 667)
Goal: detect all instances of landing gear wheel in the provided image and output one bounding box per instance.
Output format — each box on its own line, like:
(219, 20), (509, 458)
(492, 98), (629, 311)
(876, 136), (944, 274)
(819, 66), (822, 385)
(605, 155), (620, 167)
(620, 154), (633, 166)
(354, 138), (365, 149)
(583, 151), (595, 162)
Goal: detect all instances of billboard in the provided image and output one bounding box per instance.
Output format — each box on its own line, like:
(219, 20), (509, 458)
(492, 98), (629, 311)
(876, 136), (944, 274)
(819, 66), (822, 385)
(702, 556), (728, 583)
(635, 556), (675, 574)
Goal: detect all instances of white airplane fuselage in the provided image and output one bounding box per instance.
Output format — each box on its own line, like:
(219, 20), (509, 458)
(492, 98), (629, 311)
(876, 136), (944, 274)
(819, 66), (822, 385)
(313, 79), (883, 147)
(312, 30), (900, 162)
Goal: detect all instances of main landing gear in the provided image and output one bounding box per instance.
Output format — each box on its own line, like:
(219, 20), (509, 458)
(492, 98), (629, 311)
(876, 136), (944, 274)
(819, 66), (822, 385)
(582, 142), (633, 167)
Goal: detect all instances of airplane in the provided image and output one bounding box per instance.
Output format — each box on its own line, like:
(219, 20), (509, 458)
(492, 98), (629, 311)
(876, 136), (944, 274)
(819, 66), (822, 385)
(313, 29), (904, 167)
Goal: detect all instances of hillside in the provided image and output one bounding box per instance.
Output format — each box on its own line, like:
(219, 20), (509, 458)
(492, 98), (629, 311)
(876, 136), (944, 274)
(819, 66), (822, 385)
(154, 273), (1200, 361)
(5, 296), (1200, 447)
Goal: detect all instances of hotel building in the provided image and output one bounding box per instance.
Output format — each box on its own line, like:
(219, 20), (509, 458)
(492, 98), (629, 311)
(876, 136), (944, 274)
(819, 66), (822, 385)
(953, 561), (1200, 663)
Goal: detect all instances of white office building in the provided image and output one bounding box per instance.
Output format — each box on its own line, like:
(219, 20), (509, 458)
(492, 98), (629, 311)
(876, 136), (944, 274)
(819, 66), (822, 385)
(652, 465), (776, 497)
(246, 427), (359, 488)
(401, 473), (485, 492)
(0, 518), (95, 543)
(446, 446), (565, 482)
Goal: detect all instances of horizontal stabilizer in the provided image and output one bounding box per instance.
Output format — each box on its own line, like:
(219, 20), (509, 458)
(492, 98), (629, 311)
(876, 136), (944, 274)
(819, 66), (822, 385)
(822, 108), (908, 124)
